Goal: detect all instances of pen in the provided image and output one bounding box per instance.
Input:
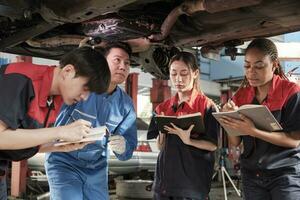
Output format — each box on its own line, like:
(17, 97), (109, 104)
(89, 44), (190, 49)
(227, 97), (235, 109)
(227, 97), (232, 104)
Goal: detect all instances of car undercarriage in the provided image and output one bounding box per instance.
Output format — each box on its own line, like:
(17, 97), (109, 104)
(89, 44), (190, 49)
(1, 0), (300, 79)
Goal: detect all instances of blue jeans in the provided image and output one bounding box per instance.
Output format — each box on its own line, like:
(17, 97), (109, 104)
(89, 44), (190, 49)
(45, 158), (109, 200)
(0, 161), (7, 200)
(0, 176), (7, 200)
(242, 168), (300, 200)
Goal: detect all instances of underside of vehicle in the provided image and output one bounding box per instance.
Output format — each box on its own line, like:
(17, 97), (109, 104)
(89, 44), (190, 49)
(1, 0), (300, 79)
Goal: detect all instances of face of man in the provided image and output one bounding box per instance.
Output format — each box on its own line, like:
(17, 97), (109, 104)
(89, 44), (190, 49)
(59, 64), (90, 105)
(106, 47), (130, 85)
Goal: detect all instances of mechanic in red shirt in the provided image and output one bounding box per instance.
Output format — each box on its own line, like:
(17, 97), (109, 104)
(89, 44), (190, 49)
(0, 47), (110, 199)
(148, 51), (218, 200)
(221, 38), (300, 200)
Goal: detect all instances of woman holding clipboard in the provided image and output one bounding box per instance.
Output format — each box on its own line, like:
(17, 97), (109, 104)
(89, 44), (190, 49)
(147, 51), (219, 200)
(221, 38), (300, 200)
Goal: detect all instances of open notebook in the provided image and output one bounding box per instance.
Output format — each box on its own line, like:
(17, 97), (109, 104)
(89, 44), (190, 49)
(213, 105), (282, 136)
(155, 112), (205, 138)
(54, 126), (110, 146)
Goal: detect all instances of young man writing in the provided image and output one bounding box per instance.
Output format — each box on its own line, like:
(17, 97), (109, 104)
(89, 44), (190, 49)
(0, 47), (111, 199)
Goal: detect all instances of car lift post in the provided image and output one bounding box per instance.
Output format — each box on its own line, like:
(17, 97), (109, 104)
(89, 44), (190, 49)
(150, 79), (171, 111)
(125, 72), (139, 111)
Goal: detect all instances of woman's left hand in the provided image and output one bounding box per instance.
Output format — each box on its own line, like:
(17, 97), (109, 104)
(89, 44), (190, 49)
(220, 114), (257, 136)
(164, 123), (195, 145)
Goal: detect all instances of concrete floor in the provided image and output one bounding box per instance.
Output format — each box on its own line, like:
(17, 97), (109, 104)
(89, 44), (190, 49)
(209, 186), (242, 200)
(8, 177), (243, 200)
(8, 185), (243, 200)
(111, 182), (243, 200)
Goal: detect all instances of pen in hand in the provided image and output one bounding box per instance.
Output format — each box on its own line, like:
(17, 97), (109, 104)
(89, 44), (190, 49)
(222, 97), (236, 111)
(227, 98), (233, 108)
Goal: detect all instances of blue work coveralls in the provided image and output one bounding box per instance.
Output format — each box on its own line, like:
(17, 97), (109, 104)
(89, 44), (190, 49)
(45, 87), (137, 200)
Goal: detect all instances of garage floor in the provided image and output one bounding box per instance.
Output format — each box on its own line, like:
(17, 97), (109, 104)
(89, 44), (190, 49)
(111, 183), (243, 200)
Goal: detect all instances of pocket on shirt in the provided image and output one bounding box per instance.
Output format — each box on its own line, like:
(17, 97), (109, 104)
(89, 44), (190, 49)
(70, 109), (97, 124)
(106, 117), (123, 134)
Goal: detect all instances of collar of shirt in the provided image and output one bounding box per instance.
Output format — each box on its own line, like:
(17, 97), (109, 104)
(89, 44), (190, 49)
(248, 75), (283, 105)
(39, 66), (56, 108)
(234, 75), (287, 110)
(102, 86), (121, 100)
(169, 88), (200, 110)
(247, 74), (282, 102)
(267, 75), (284, 101)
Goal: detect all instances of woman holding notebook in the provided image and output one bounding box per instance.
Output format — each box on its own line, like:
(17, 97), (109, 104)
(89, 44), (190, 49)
(147, 51), (219, 200)
(221, 38), (300, 200)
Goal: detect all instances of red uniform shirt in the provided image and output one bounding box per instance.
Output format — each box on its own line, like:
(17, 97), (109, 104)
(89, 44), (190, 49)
(148, 89), (219, 198)
(233, 75), (300, 171)
(0, 62), (63, 161)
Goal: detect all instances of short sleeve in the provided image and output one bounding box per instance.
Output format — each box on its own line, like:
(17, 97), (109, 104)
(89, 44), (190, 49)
(147, 112), (159, 139)
(0, 74), (35, 129)
(282, 92), (300, 132)
(147, 103), (164, 139)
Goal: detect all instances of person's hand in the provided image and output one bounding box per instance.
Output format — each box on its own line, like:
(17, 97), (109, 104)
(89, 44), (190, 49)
(158, 131), (165, 144)
(109, 135), (126, 154)
(220, 114), (256, 136)
(222, 99), (238, 112)
(156, 131), (166, 150)
(164, 123), (194, 145)
(58, 119), (91, 142)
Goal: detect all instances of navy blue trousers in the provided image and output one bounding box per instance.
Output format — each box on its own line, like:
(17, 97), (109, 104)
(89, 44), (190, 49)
(154, 192), (208, 200)
(242, 167), (300, 200)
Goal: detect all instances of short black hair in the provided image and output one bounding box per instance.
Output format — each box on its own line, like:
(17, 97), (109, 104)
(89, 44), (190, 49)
(59, 47), (111, 94)
(104, 42), (132, 58)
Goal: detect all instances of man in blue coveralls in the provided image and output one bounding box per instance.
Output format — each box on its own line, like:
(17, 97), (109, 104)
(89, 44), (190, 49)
(45, 42), (137, 200)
